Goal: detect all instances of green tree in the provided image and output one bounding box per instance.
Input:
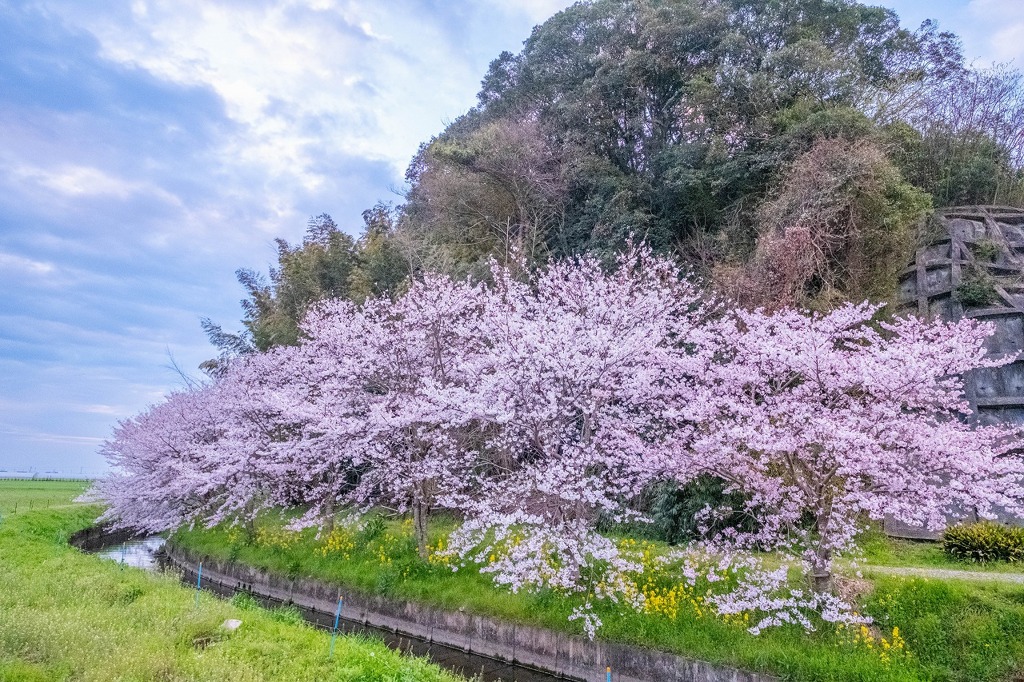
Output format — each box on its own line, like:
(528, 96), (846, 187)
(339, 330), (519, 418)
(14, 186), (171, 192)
(242, 214), (358, 350)
(349, 203), (412, 303)
(403, 117), (567, 275)
(405, 0), (963, 267)
(202, 214), (361, 367)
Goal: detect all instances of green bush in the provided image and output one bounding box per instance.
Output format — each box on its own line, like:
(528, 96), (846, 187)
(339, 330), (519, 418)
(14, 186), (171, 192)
(972, 238), (1002, 262)
(650, 476), (756, 546)
(359, 514), (386, 543)
(943, 521), (1024, 563)
(954, 267), (998, 307)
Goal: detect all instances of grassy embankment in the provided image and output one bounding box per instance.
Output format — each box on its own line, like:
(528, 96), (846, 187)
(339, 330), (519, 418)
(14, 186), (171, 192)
(173, 512), (1024, 682)
(0, 480), (462, 682)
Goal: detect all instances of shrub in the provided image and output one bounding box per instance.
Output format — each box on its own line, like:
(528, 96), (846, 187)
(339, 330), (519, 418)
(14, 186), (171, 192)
(717, 138), (930, 310)
(954, 267), (999, 308)
(943, 522), (1024, 563)
(359, 514), (387, 543)
(973, 238), (1002, 262)
(651, 476), (756, 546)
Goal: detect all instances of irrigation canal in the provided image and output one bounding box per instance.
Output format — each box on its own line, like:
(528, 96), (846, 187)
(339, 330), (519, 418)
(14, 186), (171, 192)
(87, 534), (579, 682)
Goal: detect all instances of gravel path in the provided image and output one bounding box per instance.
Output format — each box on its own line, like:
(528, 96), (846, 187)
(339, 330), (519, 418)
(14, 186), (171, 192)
(862, 564), (1024, 584)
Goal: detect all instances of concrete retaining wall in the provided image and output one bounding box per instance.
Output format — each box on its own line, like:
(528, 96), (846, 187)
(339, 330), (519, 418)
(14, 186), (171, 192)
(893, 206), (1024, 538)
(69, 524), (139, 551)
(164, 542), (775, 682)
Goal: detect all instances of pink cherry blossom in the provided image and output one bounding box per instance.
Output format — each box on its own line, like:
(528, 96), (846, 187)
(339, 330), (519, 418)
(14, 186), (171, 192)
(683, 302), (1024, 595)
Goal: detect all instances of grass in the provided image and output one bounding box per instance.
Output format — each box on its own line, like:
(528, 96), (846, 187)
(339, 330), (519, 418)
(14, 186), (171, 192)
(0, 479), (88, 515)
(858, 525), (1024, 574)
(173, 513), (1024, 682)
(865, 578), (1024, 681)
(0, 481), (463, 682)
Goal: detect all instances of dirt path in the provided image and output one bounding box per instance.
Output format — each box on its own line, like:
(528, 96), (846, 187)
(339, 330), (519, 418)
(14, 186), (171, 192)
(862, 564), (1024, 584)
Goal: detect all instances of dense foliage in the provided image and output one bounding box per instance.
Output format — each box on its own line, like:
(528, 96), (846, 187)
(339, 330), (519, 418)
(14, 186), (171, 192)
(649, 476), (756, 545)
(400, 0), (1024, 304)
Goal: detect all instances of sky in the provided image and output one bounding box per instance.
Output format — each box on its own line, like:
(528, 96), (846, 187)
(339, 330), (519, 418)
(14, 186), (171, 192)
(1, 0), (1021, 477)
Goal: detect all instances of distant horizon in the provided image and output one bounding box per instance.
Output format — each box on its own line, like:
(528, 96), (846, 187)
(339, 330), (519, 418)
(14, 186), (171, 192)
(0, 471), (102, 480)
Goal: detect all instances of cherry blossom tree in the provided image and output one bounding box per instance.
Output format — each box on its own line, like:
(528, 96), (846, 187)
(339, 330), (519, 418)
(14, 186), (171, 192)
(93, 346), (309, 533)
(684, 302), (1024, 594)
(94, 384), (224, 532)
(194, 345), (317, 528)
(288, 274), (493, 556)
(445, 247), (718, 626)
(93, 243), (1024, 638)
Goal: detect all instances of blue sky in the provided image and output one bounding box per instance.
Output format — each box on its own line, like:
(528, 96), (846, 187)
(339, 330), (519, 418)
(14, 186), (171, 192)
(1, 0), (1020, 476)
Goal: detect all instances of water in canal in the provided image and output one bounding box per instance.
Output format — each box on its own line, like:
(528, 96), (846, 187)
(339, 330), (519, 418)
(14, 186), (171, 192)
(96, 536), (166, 569)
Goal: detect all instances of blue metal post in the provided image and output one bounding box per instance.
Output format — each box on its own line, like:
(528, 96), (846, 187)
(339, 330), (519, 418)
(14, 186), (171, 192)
(328, 596), (343, 658)
(195, 562), (203, 607)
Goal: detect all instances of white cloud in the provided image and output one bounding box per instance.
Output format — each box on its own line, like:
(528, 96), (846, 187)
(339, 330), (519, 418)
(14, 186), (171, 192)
(0, 251), (55, 276)
(17, 163), (135, 199)
(42, 0), (484, 186)
(0, 428), (105, 446)
(77, 404), (129, 416)
(10, 162), (183, 206)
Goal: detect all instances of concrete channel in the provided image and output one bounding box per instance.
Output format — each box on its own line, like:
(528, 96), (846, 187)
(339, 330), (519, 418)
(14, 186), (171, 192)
(71, 526), (775, 682)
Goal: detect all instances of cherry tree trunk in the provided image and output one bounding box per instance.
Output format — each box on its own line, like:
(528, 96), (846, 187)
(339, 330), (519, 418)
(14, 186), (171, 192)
(810, 544), (833, 594)
(323, 496), (335, 534)
(413, 497), (429, 559)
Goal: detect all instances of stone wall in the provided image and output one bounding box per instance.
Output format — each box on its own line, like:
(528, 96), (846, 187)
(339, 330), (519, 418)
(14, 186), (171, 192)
(68, 524), (139, 551)
(898, 206), (1024, 426)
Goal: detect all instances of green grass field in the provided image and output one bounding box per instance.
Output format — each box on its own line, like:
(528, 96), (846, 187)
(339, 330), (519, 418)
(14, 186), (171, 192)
(0, 479), (88, 515)
(172, 512), (1024, 682)
(0, 481), (462, 682)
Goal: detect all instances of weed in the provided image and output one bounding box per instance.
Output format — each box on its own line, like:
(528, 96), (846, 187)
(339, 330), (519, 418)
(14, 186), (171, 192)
(954, 266), (999, 307)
